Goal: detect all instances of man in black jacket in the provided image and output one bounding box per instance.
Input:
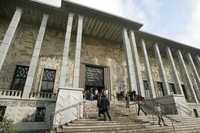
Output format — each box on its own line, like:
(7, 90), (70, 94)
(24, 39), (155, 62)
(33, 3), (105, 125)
(100, 91), (112, 121)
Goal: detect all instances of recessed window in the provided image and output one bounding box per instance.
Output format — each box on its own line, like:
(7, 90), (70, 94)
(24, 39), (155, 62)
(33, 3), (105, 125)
(41, 69), (56, 93)
(35, 107), (46, 122)
(169, 83), (176, 94)
(157, 82), (165, 96)
(0, 106), (6, 121)
(11, 65), (29, 90)
(143, 80), (150, 98)
(182, 84), (188, 100)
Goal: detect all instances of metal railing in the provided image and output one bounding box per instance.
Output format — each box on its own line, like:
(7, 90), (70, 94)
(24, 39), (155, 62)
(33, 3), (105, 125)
(142, 99), (180, 133)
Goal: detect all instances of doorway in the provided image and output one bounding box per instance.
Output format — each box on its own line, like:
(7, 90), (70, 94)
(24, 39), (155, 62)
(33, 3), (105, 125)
(84, 65), (105, 100)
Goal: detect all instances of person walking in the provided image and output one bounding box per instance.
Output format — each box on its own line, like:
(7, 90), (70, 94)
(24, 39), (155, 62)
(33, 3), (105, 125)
(97, 91), (102, 117)
(133, 91), (147, 116)
(100, 91), (112, 121)
(155, 103), (167, 126)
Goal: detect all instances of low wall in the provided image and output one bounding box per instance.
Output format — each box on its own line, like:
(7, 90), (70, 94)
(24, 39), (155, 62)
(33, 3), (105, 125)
(0, 98), (56, 131)
(53, 87), (84, 127)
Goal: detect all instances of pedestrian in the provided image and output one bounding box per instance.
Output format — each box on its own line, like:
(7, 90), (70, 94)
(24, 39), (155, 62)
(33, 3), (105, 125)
(125, 92), (130, 108)
(100, 91), (112, 121)
(97, 91), (102, 117)
(125, 92), (130, 112)
(133, 91), (147, 116)
(155, 103), (167, 126)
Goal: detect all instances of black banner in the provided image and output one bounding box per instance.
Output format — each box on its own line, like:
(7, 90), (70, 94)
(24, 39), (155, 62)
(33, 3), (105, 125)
(85, 66), (104, 87)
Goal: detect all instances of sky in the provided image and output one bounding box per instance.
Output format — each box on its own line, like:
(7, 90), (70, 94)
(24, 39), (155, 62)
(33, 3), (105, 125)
(66, 0), (200, 49)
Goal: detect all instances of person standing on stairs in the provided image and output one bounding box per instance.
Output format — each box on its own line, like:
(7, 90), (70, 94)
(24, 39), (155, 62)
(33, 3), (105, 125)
(97, 90), (102, 118)
(100, 91), (112, 121)
(133, 91), (147, 116)
(155, 103), (167, 126)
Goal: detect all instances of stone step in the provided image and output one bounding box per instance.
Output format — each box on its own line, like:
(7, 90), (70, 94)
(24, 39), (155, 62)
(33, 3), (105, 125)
(57, 124), (200, 133)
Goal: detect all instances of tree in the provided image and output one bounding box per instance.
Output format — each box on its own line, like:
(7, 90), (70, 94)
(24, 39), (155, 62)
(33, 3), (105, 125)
(0, 117), (16, 133)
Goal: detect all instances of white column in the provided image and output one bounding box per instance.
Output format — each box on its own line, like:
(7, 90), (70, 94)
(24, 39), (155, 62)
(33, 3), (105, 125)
(154, 44), (170, 95)
(166, 47), (183, 95)
(129, 31), (145, 96)
(141, 39), (156, 98)
(23, 14), (48, 98)
(122, 28), (138, 93)
(177, 50), (199, 103)
(188, 53), (200, 87)
(73, 15), (84, 88)
(59, 13), (74, 88)
(0, 7), (22, 71)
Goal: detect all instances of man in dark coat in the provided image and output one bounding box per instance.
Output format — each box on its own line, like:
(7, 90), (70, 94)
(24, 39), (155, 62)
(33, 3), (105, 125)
(100, 91), (112, 121)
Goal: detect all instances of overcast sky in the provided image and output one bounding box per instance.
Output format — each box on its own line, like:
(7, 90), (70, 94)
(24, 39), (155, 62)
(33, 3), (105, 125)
(66, 0), (200, 48)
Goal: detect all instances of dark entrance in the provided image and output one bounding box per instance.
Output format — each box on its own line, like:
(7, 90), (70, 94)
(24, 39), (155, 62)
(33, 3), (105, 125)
(85, 65), (104, 100)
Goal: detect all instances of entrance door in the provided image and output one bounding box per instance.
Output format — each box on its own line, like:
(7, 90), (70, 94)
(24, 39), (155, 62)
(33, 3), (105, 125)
(85, 65), (104, 100)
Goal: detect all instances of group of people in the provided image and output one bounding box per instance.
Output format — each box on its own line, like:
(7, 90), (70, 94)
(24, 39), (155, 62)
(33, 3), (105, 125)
(84, 89), (167, 126)
(125, 91), (167, 126)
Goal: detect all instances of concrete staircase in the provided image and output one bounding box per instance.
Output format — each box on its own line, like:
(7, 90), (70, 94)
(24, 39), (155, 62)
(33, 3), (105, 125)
(56, 101), (200, 133)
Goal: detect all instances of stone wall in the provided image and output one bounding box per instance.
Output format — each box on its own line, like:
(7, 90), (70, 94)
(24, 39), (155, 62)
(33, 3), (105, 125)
(0, 98), (56, 131)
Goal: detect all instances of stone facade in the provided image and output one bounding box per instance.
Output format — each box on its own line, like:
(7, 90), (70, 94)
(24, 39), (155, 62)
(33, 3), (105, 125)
(1, 0), (200, 131)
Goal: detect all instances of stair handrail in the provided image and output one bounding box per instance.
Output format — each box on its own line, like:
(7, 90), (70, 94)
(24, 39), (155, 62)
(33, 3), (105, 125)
(143, 99), (180, 122)
(143, 99), (180, 133)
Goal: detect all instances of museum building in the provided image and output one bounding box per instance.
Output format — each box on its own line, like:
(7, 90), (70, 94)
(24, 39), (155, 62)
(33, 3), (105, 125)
(1, 0), (200, 131)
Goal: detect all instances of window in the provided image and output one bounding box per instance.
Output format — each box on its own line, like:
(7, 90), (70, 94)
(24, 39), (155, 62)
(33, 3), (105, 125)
(169, 83), (176, 94)
(11, 65), (29, 90)
(35, 107), (46, 122)
(41, 69), (56, 93)
(0, 106), (6, 121)
(157, 82), (165, 96)
(143, 80), (150, 98)
(182, 84), (188, 100)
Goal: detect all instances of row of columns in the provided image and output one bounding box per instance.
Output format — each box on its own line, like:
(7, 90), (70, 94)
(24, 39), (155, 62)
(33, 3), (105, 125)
(0, 7), (84, 98)
(123, 27), (200, 103)
(1, 8), (200, 102)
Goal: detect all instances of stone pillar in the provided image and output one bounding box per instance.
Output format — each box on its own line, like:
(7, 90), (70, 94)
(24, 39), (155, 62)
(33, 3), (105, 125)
(188, 53), (200, 87)
(177, 50), (199, 103)
(73, 15), (84, 88)
(154, 44), (170, 95)
(23, 14), (48, 98)
(0, 7), (22, 71)
(141, 39), (156, 98)
(122, 28), (137, 93)
(129, 31), (145, 96)
(166, 47), (183, 95)
(59, 13), (74, 88)
(196, 56), (200, 68)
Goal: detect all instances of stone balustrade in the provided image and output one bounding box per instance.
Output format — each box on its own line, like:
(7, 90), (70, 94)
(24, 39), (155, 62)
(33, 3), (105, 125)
(0, 89), (22, 98)
(29, 92), (57, 100)
(0, 89), (57, 101)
